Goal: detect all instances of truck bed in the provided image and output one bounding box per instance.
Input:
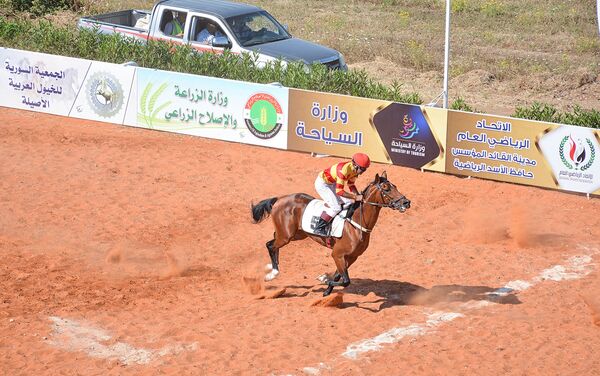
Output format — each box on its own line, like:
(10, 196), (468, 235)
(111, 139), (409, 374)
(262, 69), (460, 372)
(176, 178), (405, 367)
(80, 9), (151, 31)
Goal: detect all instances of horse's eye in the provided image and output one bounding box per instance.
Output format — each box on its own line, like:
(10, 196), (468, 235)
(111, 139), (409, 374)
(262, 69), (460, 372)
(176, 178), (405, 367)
(383, 184), (390, 192)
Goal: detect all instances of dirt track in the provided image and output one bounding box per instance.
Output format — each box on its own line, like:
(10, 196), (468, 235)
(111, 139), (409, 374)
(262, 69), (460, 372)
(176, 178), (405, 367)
(1, 107), (600, 375)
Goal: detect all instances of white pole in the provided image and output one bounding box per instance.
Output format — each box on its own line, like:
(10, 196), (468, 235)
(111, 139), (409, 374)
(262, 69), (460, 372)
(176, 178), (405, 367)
(443, 0), (451, 108)
(597, 0), (600, 36)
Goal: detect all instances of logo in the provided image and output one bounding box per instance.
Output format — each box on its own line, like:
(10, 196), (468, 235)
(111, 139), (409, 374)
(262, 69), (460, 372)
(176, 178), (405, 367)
(398, 114), (419, 139)
(243, 93), (283, 139)
(85, 72), (123, 118)
(559, 135), (596, 171)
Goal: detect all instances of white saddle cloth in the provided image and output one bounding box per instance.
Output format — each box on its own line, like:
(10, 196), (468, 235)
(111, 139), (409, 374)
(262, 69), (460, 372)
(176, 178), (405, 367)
(301, 199), (349, 238)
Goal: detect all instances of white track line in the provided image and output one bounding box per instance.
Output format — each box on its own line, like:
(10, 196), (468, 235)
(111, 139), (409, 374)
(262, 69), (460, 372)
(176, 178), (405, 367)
(291, 245), (598, 375)
(46, 316), (197, 365)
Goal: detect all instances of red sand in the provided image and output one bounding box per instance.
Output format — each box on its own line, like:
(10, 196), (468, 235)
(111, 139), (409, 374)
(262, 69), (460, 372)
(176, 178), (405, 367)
(1, 107), (600, 375)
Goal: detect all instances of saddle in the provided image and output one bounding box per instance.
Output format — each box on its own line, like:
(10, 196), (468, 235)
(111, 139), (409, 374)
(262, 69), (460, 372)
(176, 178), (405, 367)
(301, 199), (358, 238)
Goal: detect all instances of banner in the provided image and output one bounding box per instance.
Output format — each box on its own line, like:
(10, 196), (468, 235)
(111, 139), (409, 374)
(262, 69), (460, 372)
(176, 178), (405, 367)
(288, 89), (447, 171)
(446, 111), (600, 195)
(0, 47), (90, 116)
(130, 68), (288, 149)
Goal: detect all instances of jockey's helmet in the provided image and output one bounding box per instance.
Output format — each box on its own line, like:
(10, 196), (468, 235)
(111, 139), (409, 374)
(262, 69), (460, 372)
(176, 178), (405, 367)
(352, 153), (370, 169)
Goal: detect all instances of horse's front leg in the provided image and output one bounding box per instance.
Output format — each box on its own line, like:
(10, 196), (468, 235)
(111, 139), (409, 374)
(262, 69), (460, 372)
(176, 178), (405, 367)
(323, 252), (351, 296)
(317, 270), (341, 284)
(323, 269), (349, 296)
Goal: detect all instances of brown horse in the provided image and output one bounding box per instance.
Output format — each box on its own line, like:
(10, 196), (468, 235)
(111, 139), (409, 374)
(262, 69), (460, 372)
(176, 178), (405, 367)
(251, 171), (411, 296)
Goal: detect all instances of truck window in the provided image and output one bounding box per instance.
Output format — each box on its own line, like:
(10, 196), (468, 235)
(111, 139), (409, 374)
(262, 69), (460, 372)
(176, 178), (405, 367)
(160, 9), (187, 38)
(226, 11), (290, 47)
(192, 17), (226, 45)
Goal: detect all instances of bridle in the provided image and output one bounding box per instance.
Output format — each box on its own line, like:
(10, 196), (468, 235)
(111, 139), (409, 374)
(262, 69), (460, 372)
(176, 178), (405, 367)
(361, 180), (407, 209)
(349, 179), (408, 237)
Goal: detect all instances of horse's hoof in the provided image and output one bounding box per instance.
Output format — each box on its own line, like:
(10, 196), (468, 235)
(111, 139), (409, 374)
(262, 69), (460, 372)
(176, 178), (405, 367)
(323, 290), (331, 297)
(264, 263), (273, 272)
(264, 269), (279, 281)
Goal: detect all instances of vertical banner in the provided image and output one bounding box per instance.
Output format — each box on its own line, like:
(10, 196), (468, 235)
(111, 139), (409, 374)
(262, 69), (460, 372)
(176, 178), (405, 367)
(446, 111), (600, 195)
(130, 68), (288, 149)
(0, 47), (91, 116)
(288, 89), (446, 171)
(372, 103), (447, 172)
(69, 61), (136, 125)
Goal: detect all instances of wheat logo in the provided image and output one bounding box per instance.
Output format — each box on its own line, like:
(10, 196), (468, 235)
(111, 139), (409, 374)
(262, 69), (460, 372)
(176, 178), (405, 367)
(243, 93), (283, 139)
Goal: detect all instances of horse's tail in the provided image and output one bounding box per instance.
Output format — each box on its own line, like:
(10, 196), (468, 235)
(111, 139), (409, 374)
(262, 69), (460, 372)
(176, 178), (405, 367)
(251, 197), (278, 223)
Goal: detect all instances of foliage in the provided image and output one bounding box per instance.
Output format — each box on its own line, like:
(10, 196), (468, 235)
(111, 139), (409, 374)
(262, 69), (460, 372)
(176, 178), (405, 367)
(450, 97), (475, 112)
(513, 102), (600, 129)
(5, 0), (84, 16)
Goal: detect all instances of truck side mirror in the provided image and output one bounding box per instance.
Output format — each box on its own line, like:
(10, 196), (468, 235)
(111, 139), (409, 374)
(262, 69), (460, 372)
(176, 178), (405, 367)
(212, 36), (231, 49)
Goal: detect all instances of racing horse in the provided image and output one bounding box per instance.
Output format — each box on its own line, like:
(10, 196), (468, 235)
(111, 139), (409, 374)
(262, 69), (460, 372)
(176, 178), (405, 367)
(251, 171), (411, 296)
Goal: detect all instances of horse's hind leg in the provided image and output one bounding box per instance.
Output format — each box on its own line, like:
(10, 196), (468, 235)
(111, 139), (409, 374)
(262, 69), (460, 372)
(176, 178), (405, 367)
(264, 232), (292, 281)
(264, 238), (279, 279)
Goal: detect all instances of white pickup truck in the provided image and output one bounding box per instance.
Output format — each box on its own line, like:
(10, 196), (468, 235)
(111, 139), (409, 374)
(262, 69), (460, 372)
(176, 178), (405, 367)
(78, 0), (347, 70)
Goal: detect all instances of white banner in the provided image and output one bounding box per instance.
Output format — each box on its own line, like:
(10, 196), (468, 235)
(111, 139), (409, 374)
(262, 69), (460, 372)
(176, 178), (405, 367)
(538, 125), (600, 194)
(129, 68), (288, 149)
(0, 47), (90, 116)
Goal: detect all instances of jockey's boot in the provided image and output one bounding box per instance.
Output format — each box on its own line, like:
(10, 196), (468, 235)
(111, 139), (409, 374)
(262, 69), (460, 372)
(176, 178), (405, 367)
(314, 211), (333, 236)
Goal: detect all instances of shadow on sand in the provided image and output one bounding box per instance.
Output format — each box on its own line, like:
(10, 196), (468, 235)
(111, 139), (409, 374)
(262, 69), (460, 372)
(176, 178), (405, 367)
(284, 278), (520, 311)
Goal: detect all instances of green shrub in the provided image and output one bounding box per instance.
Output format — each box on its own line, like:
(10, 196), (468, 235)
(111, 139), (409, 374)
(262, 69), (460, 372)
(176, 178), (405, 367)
(7, 0), (83, 16)
(450, 97), (475, 112)
(513, 102), (600, 128)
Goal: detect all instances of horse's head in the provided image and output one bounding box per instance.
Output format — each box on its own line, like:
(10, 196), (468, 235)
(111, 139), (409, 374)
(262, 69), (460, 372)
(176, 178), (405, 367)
(364, 171), (411, 212)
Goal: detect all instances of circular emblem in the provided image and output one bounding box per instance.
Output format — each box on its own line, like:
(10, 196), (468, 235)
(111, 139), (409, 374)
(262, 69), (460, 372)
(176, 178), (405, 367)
(85, 72), (124, 118)
(243, 93), (283, 139)
(559, 135), (596, 171)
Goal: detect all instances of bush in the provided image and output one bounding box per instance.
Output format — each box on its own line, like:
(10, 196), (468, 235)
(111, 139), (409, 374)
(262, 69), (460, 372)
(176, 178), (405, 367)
(450, 97), (475, 112)
(513, 102), (600, 128)
(7, 0), (83, 16)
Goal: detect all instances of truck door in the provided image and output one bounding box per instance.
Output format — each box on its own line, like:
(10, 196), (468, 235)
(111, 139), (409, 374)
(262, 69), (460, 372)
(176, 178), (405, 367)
(189, 16), (232, 54)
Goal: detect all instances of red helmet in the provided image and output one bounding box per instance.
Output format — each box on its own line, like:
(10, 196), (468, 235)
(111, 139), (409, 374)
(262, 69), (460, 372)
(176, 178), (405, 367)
(352, 153), (371, 169)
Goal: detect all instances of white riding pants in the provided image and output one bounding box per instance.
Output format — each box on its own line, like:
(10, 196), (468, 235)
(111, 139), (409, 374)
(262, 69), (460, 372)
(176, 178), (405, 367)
(314, 176), (353, 217)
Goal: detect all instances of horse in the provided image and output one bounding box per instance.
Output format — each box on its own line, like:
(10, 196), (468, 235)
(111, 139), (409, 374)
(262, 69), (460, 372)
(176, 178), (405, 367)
(251, 171), (411, 296)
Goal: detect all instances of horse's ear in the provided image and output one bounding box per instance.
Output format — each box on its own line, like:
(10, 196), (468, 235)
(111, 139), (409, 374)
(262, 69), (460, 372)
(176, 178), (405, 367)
(381, 171), (387, 179)
(374, 173), (380, 182)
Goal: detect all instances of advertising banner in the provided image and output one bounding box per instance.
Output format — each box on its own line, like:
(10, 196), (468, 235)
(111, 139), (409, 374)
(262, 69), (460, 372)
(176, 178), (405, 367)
(131, 68), (288, 149)
(446, 111), (600, 195)
(0, 47), (91, 116)
(288, 89), (446, 171)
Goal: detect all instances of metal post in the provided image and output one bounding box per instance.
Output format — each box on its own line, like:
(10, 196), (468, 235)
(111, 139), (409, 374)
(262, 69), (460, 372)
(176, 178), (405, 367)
(443, 0), (451, 108)
(597, 0), (600, 36)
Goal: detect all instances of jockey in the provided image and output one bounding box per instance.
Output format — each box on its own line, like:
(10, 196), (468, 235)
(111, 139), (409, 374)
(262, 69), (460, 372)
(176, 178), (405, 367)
(313, 152), (371, 236)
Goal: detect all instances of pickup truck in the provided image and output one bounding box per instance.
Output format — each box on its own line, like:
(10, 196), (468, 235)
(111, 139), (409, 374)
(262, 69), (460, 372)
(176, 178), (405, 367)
(78, 0), (347, 70)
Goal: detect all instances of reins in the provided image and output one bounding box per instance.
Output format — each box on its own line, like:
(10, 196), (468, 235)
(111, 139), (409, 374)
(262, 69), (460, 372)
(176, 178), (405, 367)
(349, 181), (400, 238)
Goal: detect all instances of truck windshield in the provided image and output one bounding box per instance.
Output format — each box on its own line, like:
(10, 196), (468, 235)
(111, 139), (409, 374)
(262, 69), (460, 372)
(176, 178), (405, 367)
(226, 11), (291, 47)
